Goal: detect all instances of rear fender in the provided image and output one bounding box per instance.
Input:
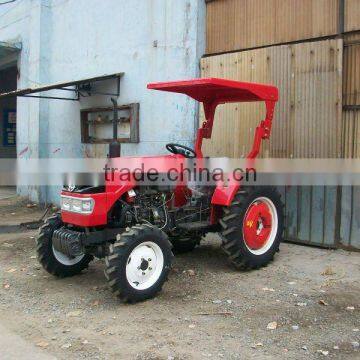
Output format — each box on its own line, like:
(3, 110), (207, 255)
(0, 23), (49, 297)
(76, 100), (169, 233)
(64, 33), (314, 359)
(211, 183), (240, 207)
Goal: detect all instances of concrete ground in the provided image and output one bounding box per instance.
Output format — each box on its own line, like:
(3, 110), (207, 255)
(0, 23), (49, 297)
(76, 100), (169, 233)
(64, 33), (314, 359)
(0, 323), (55, 360)
(0, 196), (359, 359)
(0, 187), (16, 200)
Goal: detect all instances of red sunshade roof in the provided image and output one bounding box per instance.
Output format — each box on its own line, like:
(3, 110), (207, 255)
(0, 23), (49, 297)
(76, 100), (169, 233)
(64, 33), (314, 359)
(147, 78), (278, 103)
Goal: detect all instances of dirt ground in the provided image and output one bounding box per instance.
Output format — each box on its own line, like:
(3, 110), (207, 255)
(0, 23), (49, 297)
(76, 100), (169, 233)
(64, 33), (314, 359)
(0, 195), (359, 360)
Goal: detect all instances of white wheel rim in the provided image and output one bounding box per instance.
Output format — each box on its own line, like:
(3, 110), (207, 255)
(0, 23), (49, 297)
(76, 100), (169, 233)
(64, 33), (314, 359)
(243, 196), (279, 256)
(52, 245), (85, 266)
(126, 241), (164, 290)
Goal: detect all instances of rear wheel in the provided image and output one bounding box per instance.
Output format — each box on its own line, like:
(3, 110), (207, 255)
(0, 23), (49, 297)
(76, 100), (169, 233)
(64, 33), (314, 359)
(220, 187), (284, 270)
(36, 214), (93, 277)
(104, 224), (174, 303)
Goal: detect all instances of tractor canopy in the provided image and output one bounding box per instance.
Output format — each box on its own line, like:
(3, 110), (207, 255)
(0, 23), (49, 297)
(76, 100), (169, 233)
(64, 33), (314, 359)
(147, 78), (278, 160)
(147, 78), (278, 104)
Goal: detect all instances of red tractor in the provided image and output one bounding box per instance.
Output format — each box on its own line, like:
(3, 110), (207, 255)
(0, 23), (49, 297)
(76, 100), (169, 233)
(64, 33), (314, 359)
(37, 78), (284, 302)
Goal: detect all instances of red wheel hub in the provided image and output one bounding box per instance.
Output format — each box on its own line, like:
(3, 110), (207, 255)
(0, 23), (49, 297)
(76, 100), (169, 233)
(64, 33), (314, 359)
(243, 200), (273, 250)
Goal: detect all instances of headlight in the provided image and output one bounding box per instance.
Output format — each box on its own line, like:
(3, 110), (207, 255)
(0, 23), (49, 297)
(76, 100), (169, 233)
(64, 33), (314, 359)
(81, 199), (93, 212)
(61, 197), (71, 211)
(61, 196), (94, 214)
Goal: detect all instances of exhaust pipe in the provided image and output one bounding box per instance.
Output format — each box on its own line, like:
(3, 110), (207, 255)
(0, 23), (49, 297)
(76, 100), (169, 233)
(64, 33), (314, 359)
(109, 97), (121, 158)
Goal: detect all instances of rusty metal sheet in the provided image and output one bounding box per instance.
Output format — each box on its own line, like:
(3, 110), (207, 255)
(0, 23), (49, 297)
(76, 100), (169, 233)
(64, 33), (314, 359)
(342, 109), (360, 158)
(343, 32), (360, 107)
(206, 0), (339, 55)
(345, 0), (360, 32)
(200, 39), (343, 158)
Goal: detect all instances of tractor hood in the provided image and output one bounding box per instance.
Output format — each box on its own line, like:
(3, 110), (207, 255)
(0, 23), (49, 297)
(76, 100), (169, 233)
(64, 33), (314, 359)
(105, 153), (189, 185)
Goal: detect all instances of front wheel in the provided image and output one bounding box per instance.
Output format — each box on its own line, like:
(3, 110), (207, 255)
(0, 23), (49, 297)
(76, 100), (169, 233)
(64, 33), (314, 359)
(104, 224), (174, 303)
(220, 187), (284, 270)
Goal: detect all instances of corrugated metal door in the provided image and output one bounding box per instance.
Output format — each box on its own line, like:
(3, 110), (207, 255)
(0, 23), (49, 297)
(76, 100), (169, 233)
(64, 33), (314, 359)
(279, 186), (360, 250)
(278, 186), (340, 248)
(340, 186), (360, 250)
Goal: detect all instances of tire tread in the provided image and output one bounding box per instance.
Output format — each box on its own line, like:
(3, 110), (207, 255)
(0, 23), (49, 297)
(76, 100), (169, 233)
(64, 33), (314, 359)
(220, 187), (284, 270)
(104, 224), (174, 303)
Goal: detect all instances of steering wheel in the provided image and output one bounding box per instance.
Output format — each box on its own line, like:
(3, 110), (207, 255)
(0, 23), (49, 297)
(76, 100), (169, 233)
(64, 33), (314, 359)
(166, 143), (196, 158)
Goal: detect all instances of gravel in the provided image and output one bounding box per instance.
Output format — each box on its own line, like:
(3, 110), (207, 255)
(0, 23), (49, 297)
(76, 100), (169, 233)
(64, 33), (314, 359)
(0, 197), (359, 359)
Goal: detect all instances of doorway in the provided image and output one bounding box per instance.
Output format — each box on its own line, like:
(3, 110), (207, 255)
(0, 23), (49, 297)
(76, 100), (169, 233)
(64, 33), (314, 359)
(0, 66), (17, 158)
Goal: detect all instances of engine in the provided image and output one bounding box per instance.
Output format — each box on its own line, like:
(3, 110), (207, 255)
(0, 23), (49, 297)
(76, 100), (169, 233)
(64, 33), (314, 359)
(132, 189), (170, 230)
(110, 186), (211, 233)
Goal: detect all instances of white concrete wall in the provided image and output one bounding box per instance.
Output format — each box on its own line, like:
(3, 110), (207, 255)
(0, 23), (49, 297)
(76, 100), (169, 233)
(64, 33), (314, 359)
(0, 0), (206, 203)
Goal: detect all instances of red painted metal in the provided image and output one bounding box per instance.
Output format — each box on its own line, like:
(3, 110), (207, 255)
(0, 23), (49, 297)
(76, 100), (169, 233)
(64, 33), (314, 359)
(148, 78), (278, 158)
(147, 78), (278, 103)
(149, 78), (278, 207)
(62, 78), (279, 227)
(61, 191), (108, 226)
(61, 154), (188, 226)
(243, 200), (272, 250)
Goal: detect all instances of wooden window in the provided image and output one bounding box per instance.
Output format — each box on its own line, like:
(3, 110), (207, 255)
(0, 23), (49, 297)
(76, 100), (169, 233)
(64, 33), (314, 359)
(80, 103), (139, 144)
